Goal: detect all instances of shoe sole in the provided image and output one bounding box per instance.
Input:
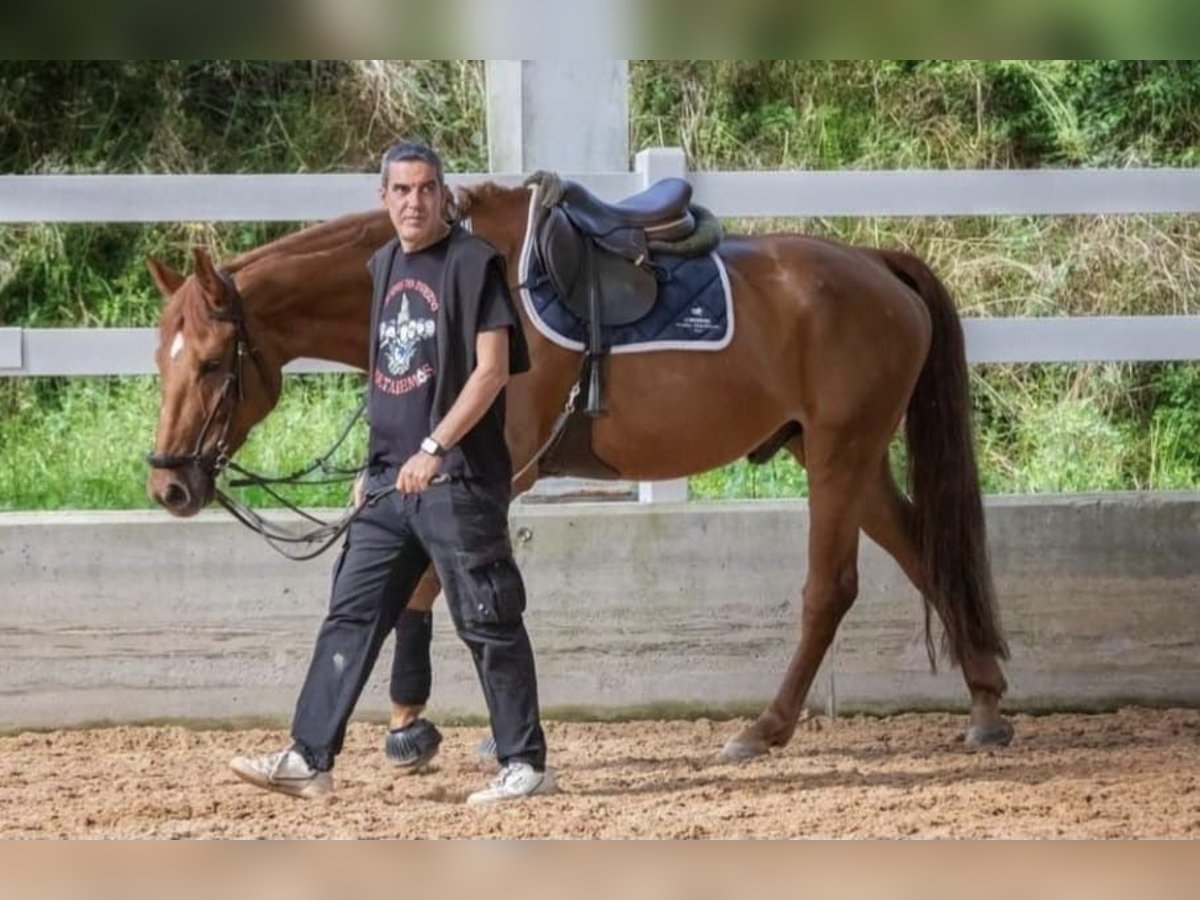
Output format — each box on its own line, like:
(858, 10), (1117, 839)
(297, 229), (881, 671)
(229, 760), (330, 800)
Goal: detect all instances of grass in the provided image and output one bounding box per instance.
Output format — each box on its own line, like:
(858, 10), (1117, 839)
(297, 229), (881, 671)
(0, 376), (368, 511)
(3, 60), (1200, 509)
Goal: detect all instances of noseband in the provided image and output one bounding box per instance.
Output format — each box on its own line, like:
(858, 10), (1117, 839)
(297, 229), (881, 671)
(145, 271), (275, 477)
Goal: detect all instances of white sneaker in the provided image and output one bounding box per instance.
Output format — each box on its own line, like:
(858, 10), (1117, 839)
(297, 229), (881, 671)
(229, 748), (332, 800)
(466, 762), (557, 806)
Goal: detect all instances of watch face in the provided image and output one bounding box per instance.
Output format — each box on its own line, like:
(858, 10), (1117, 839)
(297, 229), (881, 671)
(422, 437), (441, 456)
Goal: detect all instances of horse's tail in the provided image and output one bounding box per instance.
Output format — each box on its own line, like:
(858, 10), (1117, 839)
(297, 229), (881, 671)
(880, 250), (1009, 669)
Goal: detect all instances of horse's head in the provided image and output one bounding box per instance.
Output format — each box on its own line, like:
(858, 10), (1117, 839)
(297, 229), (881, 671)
(145, 247), (281, 517)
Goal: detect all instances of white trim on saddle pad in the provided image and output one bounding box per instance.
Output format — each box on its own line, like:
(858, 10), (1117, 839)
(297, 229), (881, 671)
(516, 187), (735, 355)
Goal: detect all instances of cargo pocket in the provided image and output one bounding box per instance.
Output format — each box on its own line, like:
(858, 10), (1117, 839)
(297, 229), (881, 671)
(455, 538), (527, 627)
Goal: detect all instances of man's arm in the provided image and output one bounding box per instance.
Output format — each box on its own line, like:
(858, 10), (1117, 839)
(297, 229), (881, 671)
(395, 328), (510, 494)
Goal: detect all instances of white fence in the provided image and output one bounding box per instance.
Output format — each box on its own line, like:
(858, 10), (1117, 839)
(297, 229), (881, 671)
(3, 152), (1200, 378)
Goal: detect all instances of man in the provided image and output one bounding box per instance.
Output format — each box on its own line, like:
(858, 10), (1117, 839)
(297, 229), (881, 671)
(230, 139), (554, 806)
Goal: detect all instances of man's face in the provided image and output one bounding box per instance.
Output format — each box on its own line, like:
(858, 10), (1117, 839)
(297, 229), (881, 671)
(380, 159), (447, 251)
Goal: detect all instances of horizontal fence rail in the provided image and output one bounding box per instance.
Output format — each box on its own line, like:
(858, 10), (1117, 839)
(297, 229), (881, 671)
(5, 317), (1200, 376)
(4, 169), (1200, 222)
(688, 168), (1200, 218)
(0, 328), (353, 376)
(0, 173), (641, 223)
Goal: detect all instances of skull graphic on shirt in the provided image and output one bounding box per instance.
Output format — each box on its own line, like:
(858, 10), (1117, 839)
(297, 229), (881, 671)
(378, 294), (437, 376)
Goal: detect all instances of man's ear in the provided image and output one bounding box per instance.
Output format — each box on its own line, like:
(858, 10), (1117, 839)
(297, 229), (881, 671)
(145, 257), (185, 300)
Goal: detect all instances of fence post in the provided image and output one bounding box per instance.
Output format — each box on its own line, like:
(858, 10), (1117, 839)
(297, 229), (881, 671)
(634, 148), (692, 504)
(483, 60), (641, 503)
(484, 61), (630, 173)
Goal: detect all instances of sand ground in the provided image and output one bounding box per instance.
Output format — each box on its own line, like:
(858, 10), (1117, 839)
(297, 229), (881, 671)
(1, 708), (1196, 838)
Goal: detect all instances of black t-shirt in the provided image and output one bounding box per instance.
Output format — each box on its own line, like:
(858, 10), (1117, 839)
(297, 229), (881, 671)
(367, 232), (517, 485)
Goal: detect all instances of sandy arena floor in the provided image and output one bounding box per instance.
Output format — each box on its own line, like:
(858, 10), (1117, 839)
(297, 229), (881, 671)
(0, 708), (1196, 838)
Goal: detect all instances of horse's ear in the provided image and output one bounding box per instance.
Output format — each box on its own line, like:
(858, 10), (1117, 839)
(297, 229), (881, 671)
(191, 247), (224, 305)
(145, 257), (185, 300)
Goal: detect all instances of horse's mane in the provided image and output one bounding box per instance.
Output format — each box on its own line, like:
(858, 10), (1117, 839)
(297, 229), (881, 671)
(213, 183), (522, 277)
(207, 180), (525, 291)
(224, 210), (392, 274)
(455, 180), (526, 217)
(157, 211), (393, 340)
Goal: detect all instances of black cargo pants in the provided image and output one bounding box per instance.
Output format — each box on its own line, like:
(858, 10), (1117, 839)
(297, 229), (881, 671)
(290, 469), (545, 772)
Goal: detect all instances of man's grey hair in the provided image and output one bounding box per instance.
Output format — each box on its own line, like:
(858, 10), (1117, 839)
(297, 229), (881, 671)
(379, 139), (445, 186)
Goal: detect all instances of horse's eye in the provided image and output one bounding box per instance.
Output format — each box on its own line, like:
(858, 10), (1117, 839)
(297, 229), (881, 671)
(199, 358), (223, 375)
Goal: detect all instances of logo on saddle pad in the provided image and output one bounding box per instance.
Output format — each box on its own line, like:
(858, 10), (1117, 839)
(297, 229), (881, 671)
(378, 294), (437, 377)
(677, 304), (715, 335)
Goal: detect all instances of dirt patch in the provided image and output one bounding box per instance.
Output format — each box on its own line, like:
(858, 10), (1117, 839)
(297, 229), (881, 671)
(1, 708), (1196, 838)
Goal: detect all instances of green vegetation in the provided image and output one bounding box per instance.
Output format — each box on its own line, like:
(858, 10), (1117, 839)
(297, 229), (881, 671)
(2, 61), (1199, 509)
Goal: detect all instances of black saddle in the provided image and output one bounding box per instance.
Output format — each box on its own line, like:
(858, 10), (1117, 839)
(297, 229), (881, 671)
(531, 174), (721, 425)
(535, 177), (703, 329)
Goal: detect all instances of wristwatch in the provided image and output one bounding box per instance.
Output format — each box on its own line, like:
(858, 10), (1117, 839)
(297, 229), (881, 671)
(420, 436), (446, 458)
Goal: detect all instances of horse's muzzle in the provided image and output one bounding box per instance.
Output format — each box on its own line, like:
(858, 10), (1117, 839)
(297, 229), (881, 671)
(146, 458), (214, 517)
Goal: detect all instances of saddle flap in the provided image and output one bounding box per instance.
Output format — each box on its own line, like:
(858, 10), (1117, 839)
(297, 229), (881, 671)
(576, 253), (657, 326)
(536, 206), (585, 299)
(537, 206), (658, 328)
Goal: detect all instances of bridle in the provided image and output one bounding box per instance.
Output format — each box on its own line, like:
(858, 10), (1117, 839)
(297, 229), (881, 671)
(144, 271), (377, 561)
(145, 271), (277, 477)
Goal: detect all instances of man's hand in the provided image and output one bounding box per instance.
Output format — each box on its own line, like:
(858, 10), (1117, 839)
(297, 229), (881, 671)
(396, 450), (442, 494)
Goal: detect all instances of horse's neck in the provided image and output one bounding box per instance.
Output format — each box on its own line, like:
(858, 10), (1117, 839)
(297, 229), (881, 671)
(240, 252), (372, 371)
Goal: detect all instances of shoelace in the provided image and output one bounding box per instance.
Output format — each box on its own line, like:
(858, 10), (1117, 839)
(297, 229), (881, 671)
(493, 765), (526, 790)
(267, 750), (315, 782)
(268, 751), (291, 780)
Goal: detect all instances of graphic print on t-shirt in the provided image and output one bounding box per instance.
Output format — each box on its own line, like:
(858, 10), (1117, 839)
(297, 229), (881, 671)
(374, 276), (440, 396)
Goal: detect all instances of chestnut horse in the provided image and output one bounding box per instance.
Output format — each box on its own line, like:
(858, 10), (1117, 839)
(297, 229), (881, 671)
(146, 180), (1012, 760)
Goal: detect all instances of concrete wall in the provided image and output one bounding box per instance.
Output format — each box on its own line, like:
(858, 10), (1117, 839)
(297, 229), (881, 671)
(0, 494), (1197, 730)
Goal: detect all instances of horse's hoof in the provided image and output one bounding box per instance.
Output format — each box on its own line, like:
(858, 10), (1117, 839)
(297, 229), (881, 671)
(964, 719), (1014, 748)
(720, 730), (771, 762)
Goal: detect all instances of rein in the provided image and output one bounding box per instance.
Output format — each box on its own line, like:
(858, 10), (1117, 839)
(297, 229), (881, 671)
(213, 483), (392, 562)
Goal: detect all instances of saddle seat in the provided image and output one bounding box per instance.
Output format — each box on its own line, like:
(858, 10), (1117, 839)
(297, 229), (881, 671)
(560, 177), (695, 242)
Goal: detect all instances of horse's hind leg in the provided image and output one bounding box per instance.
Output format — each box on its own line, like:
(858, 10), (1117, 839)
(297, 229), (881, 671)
(858, 461), (1013, 747)
(722, 427), (875, 761)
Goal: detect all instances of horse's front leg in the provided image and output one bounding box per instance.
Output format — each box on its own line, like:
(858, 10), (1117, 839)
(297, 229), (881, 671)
(722, 427), (874, 761)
